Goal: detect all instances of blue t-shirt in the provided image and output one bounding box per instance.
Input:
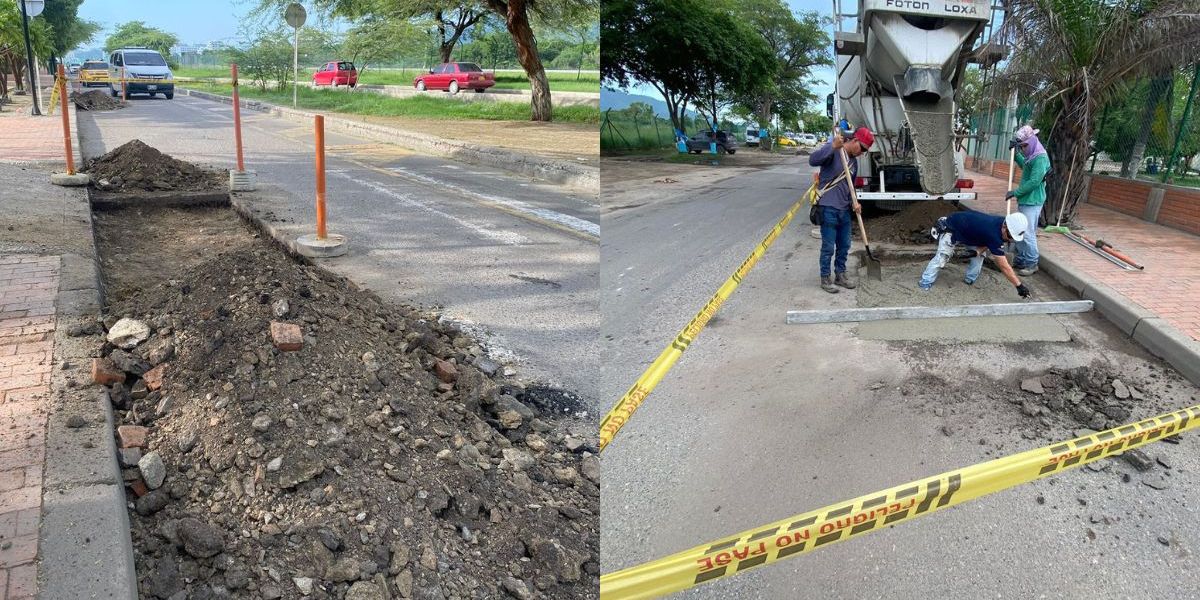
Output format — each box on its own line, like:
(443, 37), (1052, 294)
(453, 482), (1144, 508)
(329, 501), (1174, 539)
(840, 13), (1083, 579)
(946, 211), (1006, 256)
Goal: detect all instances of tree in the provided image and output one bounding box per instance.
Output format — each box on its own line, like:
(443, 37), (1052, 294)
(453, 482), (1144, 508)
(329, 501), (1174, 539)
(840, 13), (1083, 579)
(1120, 72), (1175, 176)
(0, 0), (52, 98)
(41, 0), (100, 64)
(729, 0), (829, 149)
(341, 17), (428, 74)
(998, 0), (1200, 224)
(105, 22), (179, 65)
(221, 31), (294, 91)
(687, 10), (776, 134)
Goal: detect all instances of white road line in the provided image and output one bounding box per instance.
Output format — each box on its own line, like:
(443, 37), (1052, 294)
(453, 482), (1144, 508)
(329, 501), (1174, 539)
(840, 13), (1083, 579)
(331, 171), (530, 246)
(387, 167), (600, 238)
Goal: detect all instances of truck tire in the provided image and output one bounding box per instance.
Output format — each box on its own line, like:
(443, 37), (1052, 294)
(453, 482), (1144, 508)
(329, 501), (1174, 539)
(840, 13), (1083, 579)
(165, 92), (174, 100)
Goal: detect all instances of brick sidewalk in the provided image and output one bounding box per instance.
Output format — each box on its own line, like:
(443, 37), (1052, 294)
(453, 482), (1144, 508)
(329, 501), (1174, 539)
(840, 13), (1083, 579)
(964, 170), (1200, 342)
(0, 255), (58, 600)
(0, 87), (79, 165)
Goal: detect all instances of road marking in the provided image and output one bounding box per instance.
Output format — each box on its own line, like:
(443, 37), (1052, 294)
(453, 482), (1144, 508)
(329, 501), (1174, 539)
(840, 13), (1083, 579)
(330, 171), (530, 246)
(385, 167), (600, 238)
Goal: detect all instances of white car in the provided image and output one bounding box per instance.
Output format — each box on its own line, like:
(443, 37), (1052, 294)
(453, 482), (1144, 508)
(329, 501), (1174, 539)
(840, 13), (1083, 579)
(109, 47), (174, 99)
(745, 127), (760, 146)
(798, 133), (818, 147)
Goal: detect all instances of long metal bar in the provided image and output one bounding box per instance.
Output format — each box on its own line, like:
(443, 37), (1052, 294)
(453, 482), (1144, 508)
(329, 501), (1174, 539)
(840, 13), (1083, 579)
(1062, 232), (1138, 271)
(785, 300), (1094, 324)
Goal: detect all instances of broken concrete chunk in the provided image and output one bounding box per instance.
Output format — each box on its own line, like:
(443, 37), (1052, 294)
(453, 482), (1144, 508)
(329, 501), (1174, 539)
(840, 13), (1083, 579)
(107, 318), (151, 349)
(270, 322), (303, 351)
(1121, 448), (1154, 472)
(1020, 377), (1044, 395)
(434, 359), (459, 384)
(138, 451), (166, 489)
(1112, 379), (1130, 399)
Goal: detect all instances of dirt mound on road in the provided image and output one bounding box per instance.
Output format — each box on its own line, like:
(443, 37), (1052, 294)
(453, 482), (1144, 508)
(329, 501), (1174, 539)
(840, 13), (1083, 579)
(90, 222), (598, 599)
(84, 139), (223, 192)
(71, 89), (123, 111)
(867, 200), (962, 245)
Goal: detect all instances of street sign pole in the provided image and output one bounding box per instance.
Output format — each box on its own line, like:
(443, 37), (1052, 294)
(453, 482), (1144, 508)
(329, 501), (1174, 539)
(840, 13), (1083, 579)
(285, 3), (307, 109)
(19, 0), (41, 116)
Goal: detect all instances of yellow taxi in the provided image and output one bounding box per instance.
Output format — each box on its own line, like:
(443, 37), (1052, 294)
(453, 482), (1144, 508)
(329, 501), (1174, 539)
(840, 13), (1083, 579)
(78, 60), (111, 89)
(776, 135), (798, 147)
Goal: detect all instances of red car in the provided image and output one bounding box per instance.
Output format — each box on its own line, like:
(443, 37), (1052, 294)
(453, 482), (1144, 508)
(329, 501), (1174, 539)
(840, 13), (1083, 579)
(312, 61), (358, 87)
(412, 62), (495, 94)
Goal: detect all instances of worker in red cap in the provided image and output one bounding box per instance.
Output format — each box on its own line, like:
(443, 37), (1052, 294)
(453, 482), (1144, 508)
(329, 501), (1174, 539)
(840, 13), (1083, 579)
(809, 126), (874, 293)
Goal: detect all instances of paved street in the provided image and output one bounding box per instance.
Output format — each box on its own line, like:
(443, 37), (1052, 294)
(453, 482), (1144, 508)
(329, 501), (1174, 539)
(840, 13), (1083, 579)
(599, 157), (1200, 598)
(76, 95), (600, 407)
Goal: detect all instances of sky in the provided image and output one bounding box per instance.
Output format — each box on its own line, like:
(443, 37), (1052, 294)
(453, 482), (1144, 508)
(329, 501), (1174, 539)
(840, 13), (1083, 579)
(76, 0), (262, 48)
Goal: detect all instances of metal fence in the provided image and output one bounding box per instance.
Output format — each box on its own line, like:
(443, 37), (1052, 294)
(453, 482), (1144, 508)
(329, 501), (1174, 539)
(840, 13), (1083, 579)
(965, 65), (1200, 189)
(599, 109), (682, 152)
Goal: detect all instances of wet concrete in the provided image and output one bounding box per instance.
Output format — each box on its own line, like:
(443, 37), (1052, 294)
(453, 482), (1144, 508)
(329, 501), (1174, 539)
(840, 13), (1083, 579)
(854, 258), (1072, 342)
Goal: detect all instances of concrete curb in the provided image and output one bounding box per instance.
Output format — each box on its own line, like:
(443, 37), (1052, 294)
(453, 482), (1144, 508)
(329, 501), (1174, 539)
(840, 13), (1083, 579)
(38, 186), (138, 599)
(1037, 250), (1200, 386)
(178, 87), (598, 191)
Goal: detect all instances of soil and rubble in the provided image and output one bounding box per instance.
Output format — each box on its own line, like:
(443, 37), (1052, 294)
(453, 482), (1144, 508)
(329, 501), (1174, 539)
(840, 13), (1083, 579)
(864, 200), (962, 245)
(84, 139), (224, 192)
(71, 89), (124, 111)
(83, 205), (598, 598)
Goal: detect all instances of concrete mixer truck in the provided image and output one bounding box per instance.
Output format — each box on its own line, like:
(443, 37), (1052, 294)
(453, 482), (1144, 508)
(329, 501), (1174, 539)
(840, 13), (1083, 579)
(828, 0), (1006, 209)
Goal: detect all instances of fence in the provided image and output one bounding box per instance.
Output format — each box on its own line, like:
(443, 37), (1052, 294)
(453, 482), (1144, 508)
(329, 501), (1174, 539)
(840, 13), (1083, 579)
(599, 109), (680, 152)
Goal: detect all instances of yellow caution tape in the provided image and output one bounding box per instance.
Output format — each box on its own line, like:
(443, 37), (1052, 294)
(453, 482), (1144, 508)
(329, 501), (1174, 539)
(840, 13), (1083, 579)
(601, 403), (1200, 599)
(598, 198), (806, 452)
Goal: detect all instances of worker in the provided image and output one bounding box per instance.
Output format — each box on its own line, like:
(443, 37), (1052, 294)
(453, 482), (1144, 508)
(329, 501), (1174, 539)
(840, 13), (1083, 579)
(810, 126), (874, 293)
(1007, 125), (1050, 275)
(920, 210), (1033, 298)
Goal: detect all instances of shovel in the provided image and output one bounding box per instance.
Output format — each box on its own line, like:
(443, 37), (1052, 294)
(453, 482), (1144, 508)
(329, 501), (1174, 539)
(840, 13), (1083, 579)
(837, 143), (882, 281)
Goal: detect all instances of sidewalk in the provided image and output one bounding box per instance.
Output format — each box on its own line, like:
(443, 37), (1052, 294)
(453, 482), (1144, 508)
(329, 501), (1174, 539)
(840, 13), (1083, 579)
(964, 169), (1200, 342)
(0, 255), (57, 600)
(0, 87), (82, 167)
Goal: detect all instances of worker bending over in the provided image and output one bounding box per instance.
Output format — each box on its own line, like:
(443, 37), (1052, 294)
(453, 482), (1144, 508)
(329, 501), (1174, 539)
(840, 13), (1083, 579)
(920, 210), (1032, 298)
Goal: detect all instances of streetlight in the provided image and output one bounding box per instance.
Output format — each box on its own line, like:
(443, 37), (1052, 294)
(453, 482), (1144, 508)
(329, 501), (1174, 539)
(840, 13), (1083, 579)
(19, 0), (45, 116)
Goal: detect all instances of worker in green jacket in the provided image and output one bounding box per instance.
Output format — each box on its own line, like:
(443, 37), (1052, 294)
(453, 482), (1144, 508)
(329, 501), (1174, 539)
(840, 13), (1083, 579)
(1005, 125), (1050, 276)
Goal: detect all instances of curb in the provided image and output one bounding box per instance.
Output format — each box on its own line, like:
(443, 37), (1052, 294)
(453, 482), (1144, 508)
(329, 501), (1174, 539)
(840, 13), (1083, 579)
(38, 186), (138, 599)
(178, 87), (599, 191)
(1038, 250), (1200, 386)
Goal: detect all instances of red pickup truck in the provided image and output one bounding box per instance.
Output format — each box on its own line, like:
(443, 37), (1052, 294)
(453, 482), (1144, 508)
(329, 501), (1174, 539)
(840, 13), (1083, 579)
(412, 62), (495, 94)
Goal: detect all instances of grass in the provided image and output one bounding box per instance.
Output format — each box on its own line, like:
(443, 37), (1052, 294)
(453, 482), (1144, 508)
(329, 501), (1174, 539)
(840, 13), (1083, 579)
(184, 81), (600, 124)
(1135, 172), (1200, 188)
(600, 117), (677, 152)
(173, 65), (600, 92)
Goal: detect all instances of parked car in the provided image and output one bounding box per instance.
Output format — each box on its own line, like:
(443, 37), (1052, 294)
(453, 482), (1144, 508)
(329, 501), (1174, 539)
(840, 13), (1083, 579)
(798, 133), (818, 147)
(108, 47), (174, 99)
(412, 62), (495, 94)
(312, 61), (358, 87)
(78, 60), (110, 87)
(745, 127), (760, 147)
(68, 63), (81, 75)
(685, 130), (737, 155)
(777, 135), (797, 148)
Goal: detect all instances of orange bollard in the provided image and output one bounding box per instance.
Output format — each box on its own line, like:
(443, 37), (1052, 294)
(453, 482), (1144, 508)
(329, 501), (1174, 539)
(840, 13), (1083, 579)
(57, 64), (75, 175)
(314, 115), (327, 240)
(231, 64), (245, 171)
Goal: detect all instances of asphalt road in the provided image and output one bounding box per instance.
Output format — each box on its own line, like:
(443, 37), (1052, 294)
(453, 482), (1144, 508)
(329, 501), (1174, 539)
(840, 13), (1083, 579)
(76, 93), (599, 409)
(600, 157), (1200, 597)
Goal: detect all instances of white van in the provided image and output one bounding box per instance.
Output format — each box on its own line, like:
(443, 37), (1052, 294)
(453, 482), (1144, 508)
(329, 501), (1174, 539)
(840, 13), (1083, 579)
(109, 47), (174, 99)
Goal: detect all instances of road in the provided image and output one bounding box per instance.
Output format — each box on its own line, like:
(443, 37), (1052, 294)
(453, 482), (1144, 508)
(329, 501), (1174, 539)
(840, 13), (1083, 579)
(599, 157), (1200, 597)
(76, 94), (599, 408)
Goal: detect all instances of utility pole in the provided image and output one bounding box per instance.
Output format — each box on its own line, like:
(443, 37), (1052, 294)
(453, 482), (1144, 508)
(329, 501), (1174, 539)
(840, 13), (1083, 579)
(19, 0), (41, 116)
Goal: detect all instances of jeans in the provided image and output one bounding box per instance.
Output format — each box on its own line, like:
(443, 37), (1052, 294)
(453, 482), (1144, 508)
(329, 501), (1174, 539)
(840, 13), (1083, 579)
(1014, 203), (1042, 268)
(819, 206), (852, 278)
(920, 232), (985, 289)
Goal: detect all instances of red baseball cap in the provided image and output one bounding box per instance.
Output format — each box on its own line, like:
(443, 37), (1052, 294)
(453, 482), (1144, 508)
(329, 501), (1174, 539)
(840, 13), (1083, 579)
(853, 127), (874, 149)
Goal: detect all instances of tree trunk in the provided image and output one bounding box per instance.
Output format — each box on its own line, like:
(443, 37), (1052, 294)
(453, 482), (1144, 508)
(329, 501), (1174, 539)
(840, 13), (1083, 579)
(757, 96), (773, 151)
(502, 0), (552, 122)
(1121, 75), (1173, 177)
(1043, 94), (1092, 226)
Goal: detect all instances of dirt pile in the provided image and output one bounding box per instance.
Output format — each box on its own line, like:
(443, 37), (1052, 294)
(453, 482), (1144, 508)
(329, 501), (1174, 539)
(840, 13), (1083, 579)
(867, 200), (962, 245)
(84, 139), (223, 192)
(71, 89), (124, 111)
(86, 242), (598, 599)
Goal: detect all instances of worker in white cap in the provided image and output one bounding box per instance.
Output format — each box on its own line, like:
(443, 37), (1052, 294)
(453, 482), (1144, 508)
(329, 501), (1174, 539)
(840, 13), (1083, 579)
(919, 210), (1032, 298)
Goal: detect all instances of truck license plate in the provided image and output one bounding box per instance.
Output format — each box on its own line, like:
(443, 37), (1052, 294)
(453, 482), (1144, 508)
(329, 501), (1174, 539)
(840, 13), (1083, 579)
(148, 85), (157, 90)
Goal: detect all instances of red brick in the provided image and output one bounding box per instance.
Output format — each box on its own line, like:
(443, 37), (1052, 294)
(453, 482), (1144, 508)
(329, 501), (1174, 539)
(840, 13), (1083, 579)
(434, 359), (459, 383)
(129, 479), (148, 498)
(0, 487), (39, 513)
(91, 358), (125, 386)
(142, 363), (166, 391)
(0, 469), (23, 492)
(270, 322), (303, 351)
(6, 562), (36, 596)
(116, 425), (149, 449)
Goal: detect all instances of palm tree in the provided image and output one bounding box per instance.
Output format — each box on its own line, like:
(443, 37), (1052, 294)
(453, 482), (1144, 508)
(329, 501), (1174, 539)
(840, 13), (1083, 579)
(997, 0), (1200, 224)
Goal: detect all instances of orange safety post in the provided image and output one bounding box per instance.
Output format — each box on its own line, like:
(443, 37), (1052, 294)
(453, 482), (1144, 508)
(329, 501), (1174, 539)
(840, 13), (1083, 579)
(231, 64), (245, 172)
(314, 115), (327, 240)
(57, 64), (75, 175)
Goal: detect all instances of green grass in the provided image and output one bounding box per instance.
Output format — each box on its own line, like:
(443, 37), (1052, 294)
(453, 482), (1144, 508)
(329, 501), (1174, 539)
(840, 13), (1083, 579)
(1136, 172), (1200, 188)
(184, 82), (599, 124)
(173, 65), (599, 92)
(600, 117), (677, 152)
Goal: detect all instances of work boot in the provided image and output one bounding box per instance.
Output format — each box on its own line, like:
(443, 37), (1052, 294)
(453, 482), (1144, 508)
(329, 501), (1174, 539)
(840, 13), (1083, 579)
(835, 272), (856, 289)
(821, 276), (839, 294)
(1016, 265), (1038, 276)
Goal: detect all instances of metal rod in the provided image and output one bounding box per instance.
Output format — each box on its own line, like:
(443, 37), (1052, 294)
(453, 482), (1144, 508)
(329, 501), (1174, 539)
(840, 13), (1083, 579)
(1061, 232), (1138, 270)
(785, 300), (1094, 324)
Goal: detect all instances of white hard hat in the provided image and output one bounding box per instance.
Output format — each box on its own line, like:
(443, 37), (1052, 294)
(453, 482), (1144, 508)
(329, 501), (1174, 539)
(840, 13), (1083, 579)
(1005, 212), (1028, 242)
